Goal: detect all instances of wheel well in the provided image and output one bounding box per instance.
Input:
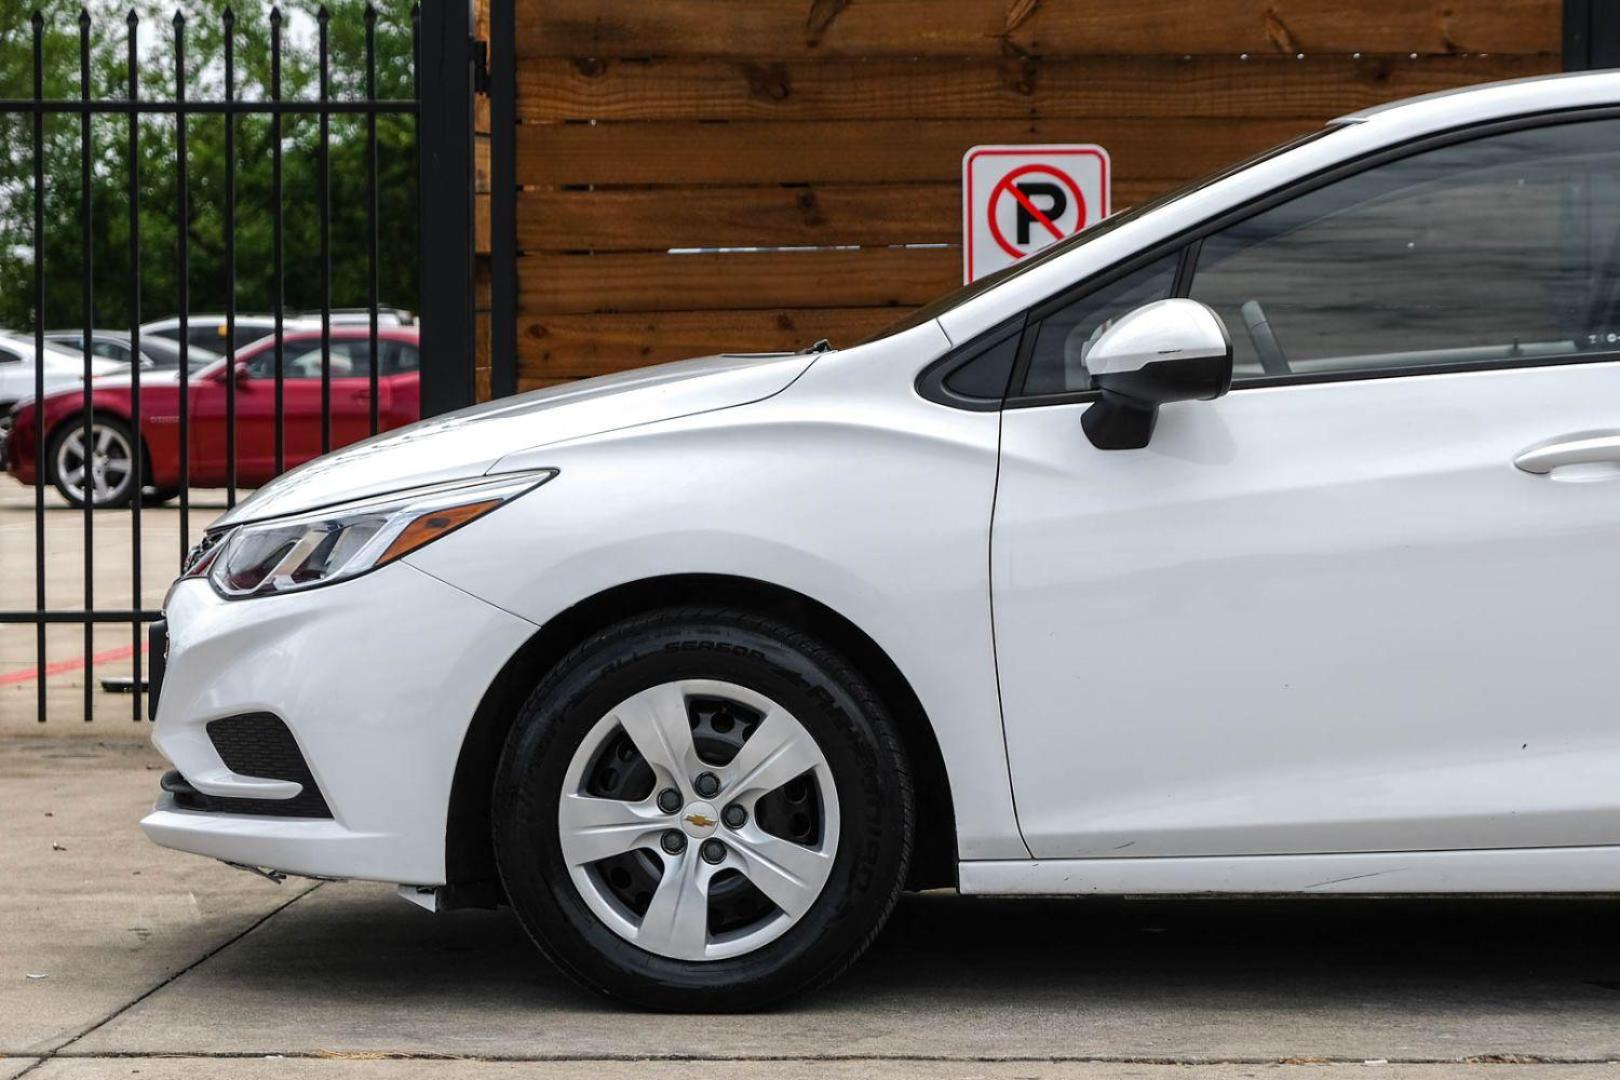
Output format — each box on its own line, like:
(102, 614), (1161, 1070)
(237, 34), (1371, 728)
(445, 574), (959, 899)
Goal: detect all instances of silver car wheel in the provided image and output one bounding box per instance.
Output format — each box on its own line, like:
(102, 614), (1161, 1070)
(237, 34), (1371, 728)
(54, 422), (134, 506)
(557, 678), (840, 962)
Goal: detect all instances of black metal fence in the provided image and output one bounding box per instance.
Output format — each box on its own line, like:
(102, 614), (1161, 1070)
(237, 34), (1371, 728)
(0, 2), (480, 723)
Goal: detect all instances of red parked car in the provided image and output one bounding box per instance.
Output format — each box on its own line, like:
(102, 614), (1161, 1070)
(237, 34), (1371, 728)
(5, 326), (420, 508)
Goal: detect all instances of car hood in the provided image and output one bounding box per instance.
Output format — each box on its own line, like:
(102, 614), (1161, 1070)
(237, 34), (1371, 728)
(214, 352), (816, 528)
(43, 354), (125, 378)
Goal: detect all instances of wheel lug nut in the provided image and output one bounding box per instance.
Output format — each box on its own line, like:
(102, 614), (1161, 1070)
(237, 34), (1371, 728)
(656, 788), (681, 814)
(722, 804), (747, 829)
(694, 772), (720, 798)
(700, 839), (726, 864)
(660, 830), (686, 855)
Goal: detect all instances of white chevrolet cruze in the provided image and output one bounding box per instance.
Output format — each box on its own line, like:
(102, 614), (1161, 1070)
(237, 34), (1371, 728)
(145, 73), (1620, 1009)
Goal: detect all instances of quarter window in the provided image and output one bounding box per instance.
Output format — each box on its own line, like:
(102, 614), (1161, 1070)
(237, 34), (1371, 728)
(1190, 117), (1620, 380)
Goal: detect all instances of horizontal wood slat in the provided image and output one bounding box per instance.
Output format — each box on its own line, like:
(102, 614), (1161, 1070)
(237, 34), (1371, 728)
(517, 1), (1559, 60)
(517, 180), (1167, 251)
(518, 307), (904, 378)
(518, 117), (1317, 186)
(518, 247), (960, 313)
(520, 53), (1556, 124)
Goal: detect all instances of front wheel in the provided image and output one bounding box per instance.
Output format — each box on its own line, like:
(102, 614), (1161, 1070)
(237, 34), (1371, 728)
(48, 415), (140, 509)
(493, 607), (914, 1010)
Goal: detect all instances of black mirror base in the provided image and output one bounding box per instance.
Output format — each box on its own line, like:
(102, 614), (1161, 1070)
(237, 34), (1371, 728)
(1082, 396), (1158, 450)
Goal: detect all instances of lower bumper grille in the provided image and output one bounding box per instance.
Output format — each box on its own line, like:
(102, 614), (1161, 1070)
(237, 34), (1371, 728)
(159, 713), (333, 819)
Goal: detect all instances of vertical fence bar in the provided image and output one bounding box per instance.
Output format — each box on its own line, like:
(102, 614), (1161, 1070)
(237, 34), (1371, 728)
(489, 0), (515, 401)
(271, 7), (285, 476)
(127, 9), (143, 722)
(366, 3), (380, 434)
(489, 0), (517, 399)
(78, 8), (94, 720)
(318, 6), (332, 454)
(31, 11), (47, 725)
(223, 7), (237, 507)
(173, 11), (190, 564)
(416, 0), (477, 417)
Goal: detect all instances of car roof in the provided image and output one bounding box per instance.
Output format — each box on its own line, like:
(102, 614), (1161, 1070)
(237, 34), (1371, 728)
(1334, 69), (1618, 128)
(45, 329), (131, 342)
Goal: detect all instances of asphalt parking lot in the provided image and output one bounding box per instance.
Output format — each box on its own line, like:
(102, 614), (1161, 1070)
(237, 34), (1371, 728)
(5, 481), (1620, 1078)
(3, 739), (1620, 1078)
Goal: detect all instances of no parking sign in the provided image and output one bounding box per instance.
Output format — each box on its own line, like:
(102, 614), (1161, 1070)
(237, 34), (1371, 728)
(963, 145), (1111, 283)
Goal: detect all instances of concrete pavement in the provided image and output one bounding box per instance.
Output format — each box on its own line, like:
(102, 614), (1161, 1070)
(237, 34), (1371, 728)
(4, 738), (1620, 1079)
(16, 1065), (1620, 1080)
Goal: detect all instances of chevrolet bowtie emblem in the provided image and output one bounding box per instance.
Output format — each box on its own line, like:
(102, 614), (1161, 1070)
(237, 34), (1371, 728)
(684, 813), (716, 829)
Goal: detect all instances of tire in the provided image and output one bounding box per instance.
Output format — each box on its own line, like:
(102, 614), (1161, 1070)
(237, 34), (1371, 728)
(144, 486), (182, 505)
(48, 414), (140, 509)
(493, 606), (914, 1011)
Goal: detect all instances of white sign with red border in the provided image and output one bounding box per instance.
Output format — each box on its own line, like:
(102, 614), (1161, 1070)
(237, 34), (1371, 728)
(962, 144), (1111, 283)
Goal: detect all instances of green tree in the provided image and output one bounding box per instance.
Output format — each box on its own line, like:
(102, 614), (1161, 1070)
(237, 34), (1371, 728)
(0, 0), (419, 337)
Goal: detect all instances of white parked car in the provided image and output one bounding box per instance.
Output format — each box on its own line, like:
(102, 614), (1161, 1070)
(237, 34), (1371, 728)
(144, 72), (1620, 1009)
(0, 331), (121, 454)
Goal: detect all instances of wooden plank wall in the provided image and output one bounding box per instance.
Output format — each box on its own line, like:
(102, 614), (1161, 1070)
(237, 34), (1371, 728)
(508, 1), (1560, 393)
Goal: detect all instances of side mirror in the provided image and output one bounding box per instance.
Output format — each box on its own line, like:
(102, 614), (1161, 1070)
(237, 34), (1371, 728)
(1080, 298), (1233, 450)
(232, 364), (251, 386)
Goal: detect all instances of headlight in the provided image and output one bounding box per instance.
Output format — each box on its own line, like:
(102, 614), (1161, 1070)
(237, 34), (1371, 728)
(194, 470), (554, 599)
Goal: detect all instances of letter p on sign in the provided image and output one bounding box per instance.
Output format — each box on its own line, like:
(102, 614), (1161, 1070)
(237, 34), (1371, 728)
(963, 145), (1111, 283)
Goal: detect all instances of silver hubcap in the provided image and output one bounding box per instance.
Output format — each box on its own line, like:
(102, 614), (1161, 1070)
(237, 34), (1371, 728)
(558, 679), (839, 962)
(56, 424), (133, 504)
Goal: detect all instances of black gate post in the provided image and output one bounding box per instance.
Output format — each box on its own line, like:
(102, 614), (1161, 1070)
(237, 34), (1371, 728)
(417, 0), (478, 416)
(489, 0), (518, 400)
(1565, 0), (1620, 68)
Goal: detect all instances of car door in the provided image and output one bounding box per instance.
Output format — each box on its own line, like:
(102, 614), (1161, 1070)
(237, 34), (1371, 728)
(992, 114), (1620, 860)
(379, 339), (420, 429)
(268, 339), (378, 465)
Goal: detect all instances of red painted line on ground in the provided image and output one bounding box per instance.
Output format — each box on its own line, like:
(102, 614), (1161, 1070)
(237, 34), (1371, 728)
(0, 643), (148, 686)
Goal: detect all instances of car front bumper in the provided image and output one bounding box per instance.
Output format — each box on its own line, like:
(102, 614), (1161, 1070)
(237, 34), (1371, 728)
(140, 562), (537, 885)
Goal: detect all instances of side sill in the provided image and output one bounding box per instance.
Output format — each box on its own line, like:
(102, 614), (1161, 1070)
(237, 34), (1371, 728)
(959, 846), (1620, 895)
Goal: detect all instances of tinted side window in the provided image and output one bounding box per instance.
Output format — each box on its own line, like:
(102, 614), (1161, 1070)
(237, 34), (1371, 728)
(1020, 252), (1180, 396)
(1191, 118), (1620, 380)
(0, 349), (19, 364)
(384, 342), (419, 375)
(248, 341), (374, 379)
(92, 340), (130, 363)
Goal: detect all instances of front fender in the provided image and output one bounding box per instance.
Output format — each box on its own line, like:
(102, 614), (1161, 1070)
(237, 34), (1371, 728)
(405, 328), (1027, 860)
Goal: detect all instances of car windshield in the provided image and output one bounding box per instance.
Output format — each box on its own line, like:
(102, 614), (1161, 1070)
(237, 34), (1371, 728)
(861, 126), (1338, 344)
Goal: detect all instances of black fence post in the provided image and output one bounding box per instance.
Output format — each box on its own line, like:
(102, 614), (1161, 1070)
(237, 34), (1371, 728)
(489, 0), (517, 400)
(1565, 0), (1620, 69)
(417, 0), (478, 417)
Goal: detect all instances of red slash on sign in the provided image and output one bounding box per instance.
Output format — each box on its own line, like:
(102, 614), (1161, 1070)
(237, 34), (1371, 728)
(987, 163), (1087, 259)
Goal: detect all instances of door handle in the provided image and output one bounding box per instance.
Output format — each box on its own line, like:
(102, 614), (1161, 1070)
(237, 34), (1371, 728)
(1514, 432), (1620, 475)
(349, 390), (372, 402)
